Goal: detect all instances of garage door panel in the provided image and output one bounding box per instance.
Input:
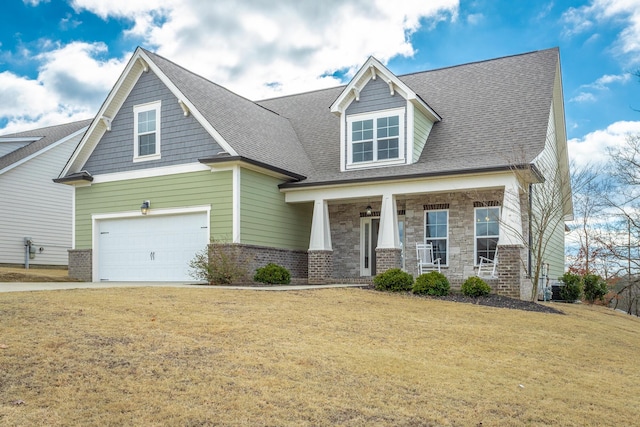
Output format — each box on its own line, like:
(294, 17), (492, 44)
(97, 212), (208, 281)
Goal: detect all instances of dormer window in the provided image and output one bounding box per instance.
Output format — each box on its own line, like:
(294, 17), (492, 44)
(347, 108), (405, 168)
(133, 101), (161, 162)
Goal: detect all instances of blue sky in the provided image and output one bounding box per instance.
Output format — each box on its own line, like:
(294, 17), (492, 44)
(1, 0), (639, 166)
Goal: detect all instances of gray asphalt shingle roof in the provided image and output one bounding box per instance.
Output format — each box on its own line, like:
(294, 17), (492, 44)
(143, 49), (315, 178)
(258, 48), (559, 186)
(0, 119), (92, 172)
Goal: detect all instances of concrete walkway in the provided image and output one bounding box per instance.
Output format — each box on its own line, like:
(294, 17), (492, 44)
(0, 282), (367, 293)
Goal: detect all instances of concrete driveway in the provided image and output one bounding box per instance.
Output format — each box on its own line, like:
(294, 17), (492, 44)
(0, 282), (366, 293)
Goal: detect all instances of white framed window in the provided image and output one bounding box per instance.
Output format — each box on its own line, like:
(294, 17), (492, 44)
(475, 206), (500, 265)
(347, 108), (405, 168)
(424, 209), (448, 266)
(133, 101), (161, 162)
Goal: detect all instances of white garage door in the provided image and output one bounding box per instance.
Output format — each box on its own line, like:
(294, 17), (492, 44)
(97, 212), (208, 281)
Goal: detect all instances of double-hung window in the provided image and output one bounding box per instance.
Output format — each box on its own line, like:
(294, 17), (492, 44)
(347, 108), (404, 168)
(133, 101), (161, 162)
(475, 206), (500, 264)
(425, 209), (448, 265)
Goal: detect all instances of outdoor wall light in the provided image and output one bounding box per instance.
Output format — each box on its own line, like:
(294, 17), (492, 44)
(140, 200), (151, 215)
(365, 204), (373, 216)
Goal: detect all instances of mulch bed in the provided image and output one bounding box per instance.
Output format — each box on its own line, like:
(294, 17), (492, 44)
(432, 293), (565, 314)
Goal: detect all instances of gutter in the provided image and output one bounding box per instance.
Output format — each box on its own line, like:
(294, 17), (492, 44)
(279, 163), (542, 190)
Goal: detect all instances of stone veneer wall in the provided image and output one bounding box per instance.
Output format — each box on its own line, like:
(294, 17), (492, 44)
(327, 189), (531, 297)
(68, 249), (92, 282)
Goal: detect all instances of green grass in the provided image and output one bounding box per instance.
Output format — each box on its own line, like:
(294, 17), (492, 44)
(0, 287), (638, 426)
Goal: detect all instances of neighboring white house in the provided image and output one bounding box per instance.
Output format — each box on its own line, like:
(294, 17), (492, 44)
(0, 120), (91, 267)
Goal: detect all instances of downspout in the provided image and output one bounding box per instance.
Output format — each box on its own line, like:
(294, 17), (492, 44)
(528, 183), (533, 278)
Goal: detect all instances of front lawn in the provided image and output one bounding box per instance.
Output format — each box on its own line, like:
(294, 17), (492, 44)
(0, 287), (638, 426)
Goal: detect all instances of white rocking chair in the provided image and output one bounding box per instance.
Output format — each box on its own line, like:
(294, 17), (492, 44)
(477, 249), (498, 279)
(416, 243), (441, 274)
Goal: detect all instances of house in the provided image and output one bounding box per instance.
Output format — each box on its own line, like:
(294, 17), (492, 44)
(55, 47), (572, 300)
(0, 120), (91, 268)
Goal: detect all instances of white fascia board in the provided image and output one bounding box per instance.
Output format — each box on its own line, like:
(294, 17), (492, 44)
(1, 126), (88, 176)
(137, 51), (238, 157)
(90, 162), (211, 184)
(0, 137), (40, 143)
(283, 171), (515, 203)
(62, 49), (146, 176)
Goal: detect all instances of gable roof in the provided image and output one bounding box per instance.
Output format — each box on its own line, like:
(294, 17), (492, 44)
(62, 47), (313, 180)
(330, 56), (441, 123)
(258, 48), (561, 187)
(60, 47), (562, 189)
(0, 119), (91, 175)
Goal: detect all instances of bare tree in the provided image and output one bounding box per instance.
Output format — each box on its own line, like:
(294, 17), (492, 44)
(502, 158), (594, 302)
(599, 133), (640, 315)
(567, 164), (609, 276)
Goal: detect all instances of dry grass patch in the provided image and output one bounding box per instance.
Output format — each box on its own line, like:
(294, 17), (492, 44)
(0, 287), (638, 426)
(0, 267), (78, 282)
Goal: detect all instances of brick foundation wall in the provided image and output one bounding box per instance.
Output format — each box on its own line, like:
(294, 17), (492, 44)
(308, 250), (333, 284)
(68, 249), (92, 282)
(375, 248), (402, 273)
(213, 243), (308, 279)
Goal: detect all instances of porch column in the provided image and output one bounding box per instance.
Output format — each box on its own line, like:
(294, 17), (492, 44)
(308, 199), (333, 284)
(497, 177), (526, 298)
(376, 193), (402, 273)
(500, 176), (524, 246)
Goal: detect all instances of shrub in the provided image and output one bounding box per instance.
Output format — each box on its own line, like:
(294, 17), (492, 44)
(254, 263), (291, 285)
(559, 272), (582, 302)
(413, 272), (450, 296)
(583, 273), (608, 304)
(373, 268), (414, 292)
(461, 276), (492, 297)
(189, 244), (250, 285)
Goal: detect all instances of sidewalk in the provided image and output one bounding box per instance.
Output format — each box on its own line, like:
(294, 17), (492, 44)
(0, 282), (368, 293)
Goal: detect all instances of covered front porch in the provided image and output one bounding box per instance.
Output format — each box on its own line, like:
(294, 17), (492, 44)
(284, 173), (529, 299)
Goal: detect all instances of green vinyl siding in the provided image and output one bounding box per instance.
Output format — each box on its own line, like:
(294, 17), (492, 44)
(75, 170), (232, 249)
(413, 108), (433, 162)
(240, 168), (312, 250)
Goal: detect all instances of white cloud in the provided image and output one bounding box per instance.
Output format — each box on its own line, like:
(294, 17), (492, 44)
(0, 42), (126, 134)
(466, 13), (484, 25)
(69, 0), (460, 99)
(562, 0), (640, 62)
(571, 73), (633, 102)
(570, 92), (597, 103)
(23, 0), (50, 6)
(585, 73), (632, 89)
(2, 1), (459, 133)
(568, 120), (640, 168)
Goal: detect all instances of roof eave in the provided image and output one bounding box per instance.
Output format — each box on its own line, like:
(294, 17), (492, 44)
(279, 164), (538, 189)
(199, 156), (306, 181)
(53, 171), (94, 185)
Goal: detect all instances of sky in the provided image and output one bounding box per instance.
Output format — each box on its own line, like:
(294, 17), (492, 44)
(1, 0), (640, 168)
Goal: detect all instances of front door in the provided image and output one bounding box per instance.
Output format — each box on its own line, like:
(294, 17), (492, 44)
(360, 217), (380, 276)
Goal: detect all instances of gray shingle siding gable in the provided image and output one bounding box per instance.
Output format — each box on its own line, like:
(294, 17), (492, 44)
(83, 70), (222, 175)
(345, 78), (406, 115)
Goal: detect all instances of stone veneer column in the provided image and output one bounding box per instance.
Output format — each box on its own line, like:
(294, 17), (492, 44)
(495, 245), (523, 299)
(68, 249), (92, 282)
(375, 247), (403, 274)
(308, 250), (333, 284)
